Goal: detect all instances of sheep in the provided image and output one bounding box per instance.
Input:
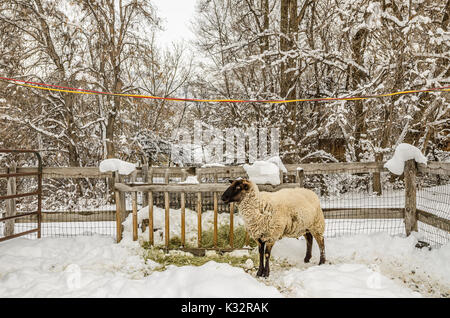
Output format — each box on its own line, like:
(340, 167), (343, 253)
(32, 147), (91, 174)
(221, 178), (325, 277)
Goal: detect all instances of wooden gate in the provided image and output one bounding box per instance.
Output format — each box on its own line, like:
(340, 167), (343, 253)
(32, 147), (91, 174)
(0, 149), (42, 242)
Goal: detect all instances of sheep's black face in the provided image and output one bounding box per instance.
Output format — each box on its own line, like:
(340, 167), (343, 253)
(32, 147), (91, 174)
(221, 179), (250, 203)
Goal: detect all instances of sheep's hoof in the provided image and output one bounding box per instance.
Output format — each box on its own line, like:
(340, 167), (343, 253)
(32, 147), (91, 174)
(304, 255), (311, 263)
(256, 269), (270, 278)
(319, 258), (326, 265)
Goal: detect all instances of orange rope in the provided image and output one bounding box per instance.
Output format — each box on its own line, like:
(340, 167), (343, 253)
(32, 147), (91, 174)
(1, 76), (449, 103)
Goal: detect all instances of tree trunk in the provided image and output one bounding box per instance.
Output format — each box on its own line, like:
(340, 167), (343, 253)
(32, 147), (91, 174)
(350, 28), (368, 161)
(280, 0), (300, 162)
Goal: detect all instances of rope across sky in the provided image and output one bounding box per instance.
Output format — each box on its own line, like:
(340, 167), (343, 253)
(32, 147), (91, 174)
(1, 76), (449, 103)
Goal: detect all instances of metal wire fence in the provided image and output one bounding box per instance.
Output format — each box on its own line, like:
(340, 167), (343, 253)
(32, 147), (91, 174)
(417, 171), (450, 247)
(306, 171), (406, 238)
(1, 162), (449, 248)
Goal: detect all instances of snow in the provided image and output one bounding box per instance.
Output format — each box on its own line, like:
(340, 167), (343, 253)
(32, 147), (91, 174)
(0, 236), (279, 298)
(201, 163), (225, 168)
(1, 181), (447, 298)
(265, 156), (287, 173)
(241, 156), (287, 186)
(99, 158), (136, 175)
(178, 175), (199, 184)
(1, 231), (448, 297)
(243, 161), (281, 185)
(384, 143), (427, 175)
(271, 232), (450, 297)
(280, 264), (419, 298)
(0, 236), (157, 297)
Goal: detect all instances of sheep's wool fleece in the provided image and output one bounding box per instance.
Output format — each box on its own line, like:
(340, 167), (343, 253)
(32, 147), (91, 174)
(237, 184), (325, 243)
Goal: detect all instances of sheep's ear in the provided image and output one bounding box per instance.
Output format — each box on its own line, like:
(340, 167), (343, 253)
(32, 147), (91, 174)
(228, 179), (234, 184)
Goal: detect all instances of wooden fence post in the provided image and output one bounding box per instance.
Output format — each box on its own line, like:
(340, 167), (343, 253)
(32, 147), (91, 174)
(163, 168), (170, 248)
(5, 162), (17, 236)
(372, 153), (382, 195)
(130, 171), (138, 241)
(197, 169), (202, 247)
(132, 191), (138, 241)
(229, 202), (234, 248)
(296, 168), (304, 188)
(404, 159), (418, 236)
(142, 164), (149, 207)
(181, 169), (187, 247)
(114, 172), (123, 243)
(164, 191), (170, 247)
(148, 168), (154, 245)
(213, 172), (218, 247)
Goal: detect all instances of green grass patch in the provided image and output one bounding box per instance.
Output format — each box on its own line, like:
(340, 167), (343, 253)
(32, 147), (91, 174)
(201, 224), (258, 248)
(141, 225), (260, 272)
(143, 246), (260, 272)
(142, 225), (258, 250)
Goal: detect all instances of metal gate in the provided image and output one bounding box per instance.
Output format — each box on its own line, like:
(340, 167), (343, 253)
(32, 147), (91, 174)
(0, 149), (42, 242)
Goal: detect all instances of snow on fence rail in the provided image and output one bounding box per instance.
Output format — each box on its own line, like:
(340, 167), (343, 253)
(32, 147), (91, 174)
(1, 161), (449, 248)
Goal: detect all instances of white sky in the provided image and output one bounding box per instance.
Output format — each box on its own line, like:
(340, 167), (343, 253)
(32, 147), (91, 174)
(152, 0), (197, 47)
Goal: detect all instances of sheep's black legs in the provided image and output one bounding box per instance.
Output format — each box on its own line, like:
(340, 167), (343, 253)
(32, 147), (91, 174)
(256, 239), (273, 278)
(304, 232), (313, 263)
(256, 239), (265, 277)
(311, 232), (326, 265)
(262, 242), (273, 277)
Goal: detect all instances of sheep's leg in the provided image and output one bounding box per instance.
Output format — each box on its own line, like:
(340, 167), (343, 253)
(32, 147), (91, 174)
(256, 239), (265, 277)
(311, 232), (326, 265)
(304, 232), (313, 263)
(262, 242), (274, 277)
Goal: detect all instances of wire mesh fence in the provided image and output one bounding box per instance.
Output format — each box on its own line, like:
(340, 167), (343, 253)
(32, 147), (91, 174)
(0, 176), (118, 239)
(1, 162), (449, 249)
(307, 171), (406, 238)
(417, 171), (450, 247)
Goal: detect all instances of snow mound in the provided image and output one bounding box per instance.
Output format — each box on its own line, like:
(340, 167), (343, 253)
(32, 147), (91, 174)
(0, 236), (158, 297)
(265, 155), (287, 173)
(121, 205), (246, 246)
(281, 263), (420, 298)
(115, 261), (282, 298)
(179, 176), (199, 184)
(99, 158), (136, 175)
(201, 163), (225, 168)
(0, 237), (280, 297)
(272, 232), (450, 296)
(243, 160), (281, 185)
(384, 143), (427, 175)
(1, 231), (448, 297)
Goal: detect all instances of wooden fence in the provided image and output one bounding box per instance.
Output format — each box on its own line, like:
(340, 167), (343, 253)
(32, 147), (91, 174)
(113, 160), (450, 251)
(1, 161), (449, 247)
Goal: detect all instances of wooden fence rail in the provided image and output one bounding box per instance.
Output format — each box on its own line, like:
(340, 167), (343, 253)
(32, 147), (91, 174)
(1, 161), (449, 178)
(1, 161), (449, 247)
(113, 160), (450, 250)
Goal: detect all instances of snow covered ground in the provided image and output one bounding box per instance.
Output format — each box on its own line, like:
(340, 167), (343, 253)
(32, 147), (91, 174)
(0, 172), (447, 297)
(0, 235), (280, 298)
(0, 230), (448, 298)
